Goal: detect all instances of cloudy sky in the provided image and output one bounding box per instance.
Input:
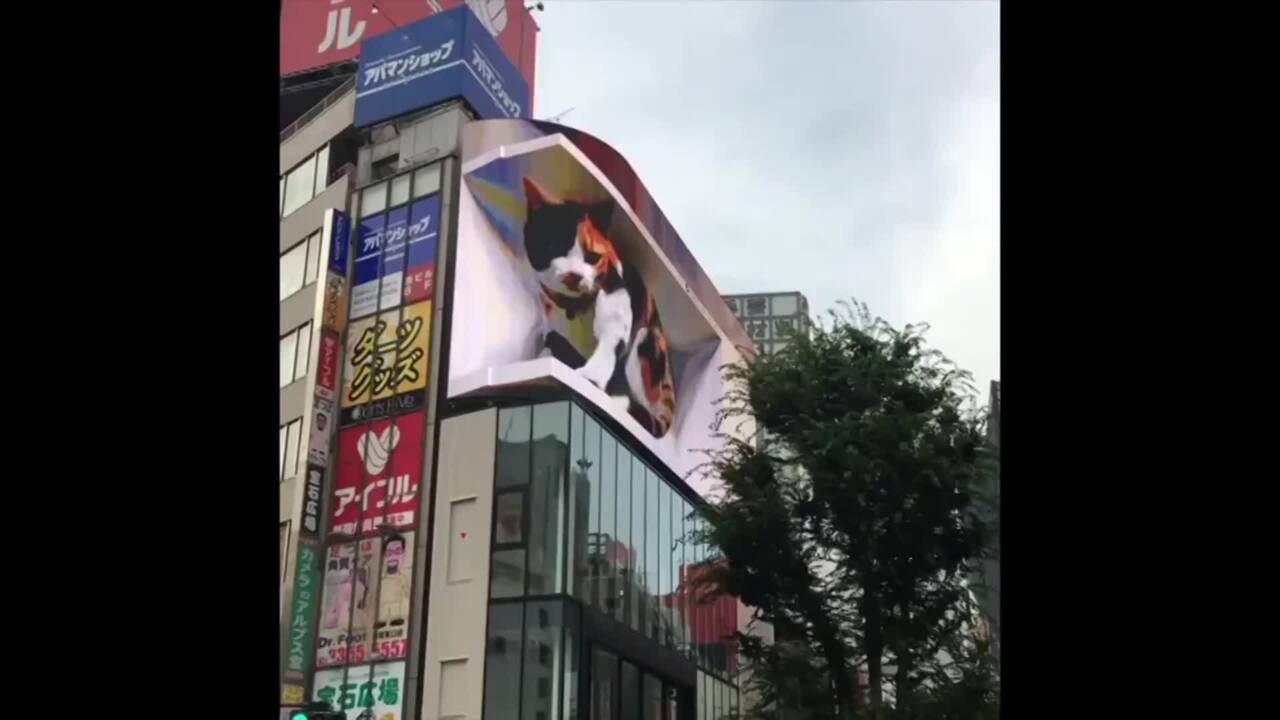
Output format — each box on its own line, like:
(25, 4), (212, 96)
(532, 0), (1000, 400)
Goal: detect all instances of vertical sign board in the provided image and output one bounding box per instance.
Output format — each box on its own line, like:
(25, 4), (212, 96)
(328, 209), (352, 276)
(353, 5), (530, 128)
(282, 538), (321, 704)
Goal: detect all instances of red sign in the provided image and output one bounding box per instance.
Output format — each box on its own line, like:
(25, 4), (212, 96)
(331, 413), (425, 537)
(403, 264), (435, 305)
(281, 0), (538, 103)
(317, 330), (341, 401)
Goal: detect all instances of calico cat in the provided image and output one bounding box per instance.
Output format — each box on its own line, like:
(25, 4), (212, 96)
(522, 176), (676, 438)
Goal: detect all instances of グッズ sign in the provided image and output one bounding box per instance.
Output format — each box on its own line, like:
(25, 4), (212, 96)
(340, 301), (432, 427)
(353, 5), (530, 128)
(312, 661), (407, 720)
(330, 413), (425, 537)
(316, 539), (381, 667)
(283, 538), (321, 684)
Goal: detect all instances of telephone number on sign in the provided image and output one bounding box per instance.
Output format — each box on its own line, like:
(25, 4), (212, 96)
(376, 639), (407, 658)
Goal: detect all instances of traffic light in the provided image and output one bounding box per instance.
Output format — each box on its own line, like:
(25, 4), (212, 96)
(283, 701), (344, 720)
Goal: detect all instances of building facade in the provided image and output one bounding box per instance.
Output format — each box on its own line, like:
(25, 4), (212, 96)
(722, 292), (811, 356)
(279, 9), (767, 720)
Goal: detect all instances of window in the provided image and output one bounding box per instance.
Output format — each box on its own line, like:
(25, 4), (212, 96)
(521, 601), (563, 720)
(772, 294), (799, 316)
(529, 403), (568, 595)
(361, 181), (388, 217)
(279, 230), (322, 300)
(314, 144), (330, 198)
(282, 153), (318, 217)
(723, 298), (739, 316)
(485, 603), (524, 720)
(413, 163), (442, 199)
(279, 322), (312, 387)
(279, 177), (286, 217)
(616, 443), (633, 628)
(600, 432), (618, 614)
(390, 172), (412, 207)
(745, 297), (768, 316)
(279, 418), (302, 481)
(629, 453), (646, 633)
(646, 467), (661, 642)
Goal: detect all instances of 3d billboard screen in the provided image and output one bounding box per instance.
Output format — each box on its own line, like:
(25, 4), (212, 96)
(353, 5), (529, 128)
(450, 120), (754, 485)
(281, 0), (538, 97)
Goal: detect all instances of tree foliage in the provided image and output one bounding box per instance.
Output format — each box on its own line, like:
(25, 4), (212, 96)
(693, 301), (998, 720)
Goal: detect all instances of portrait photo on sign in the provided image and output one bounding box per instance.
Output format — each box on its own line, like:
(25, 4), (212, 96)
(451, 124), (749, 483)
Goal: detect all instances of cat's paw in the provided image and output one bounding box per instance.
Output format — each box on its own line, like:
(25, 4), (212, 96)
(579, 356), (615, 390)
(606, 395), (631, 416)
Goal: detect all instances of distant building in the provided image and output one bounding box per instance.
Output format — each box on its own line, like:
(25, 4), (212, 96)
(722, 291), (812, 355)
(975, 380), (1000, 655)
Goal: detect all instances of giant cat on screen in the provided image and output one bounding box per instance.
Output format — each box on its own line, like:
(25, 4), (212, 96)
(521, 177), (676, 438)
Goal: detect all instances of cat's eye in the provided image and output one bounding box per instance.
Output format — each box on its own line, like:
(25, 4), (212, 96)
(583, 251), (601, 263)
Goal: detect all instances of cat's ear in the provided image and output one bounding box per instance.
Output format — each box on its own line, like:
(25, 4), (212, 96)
(523, 177), (554, 210)
(586, 200), (613, 232)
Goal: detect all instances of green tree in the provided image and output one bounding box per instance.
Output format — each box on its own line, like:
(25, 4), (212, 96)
(693, 302), (997, 720)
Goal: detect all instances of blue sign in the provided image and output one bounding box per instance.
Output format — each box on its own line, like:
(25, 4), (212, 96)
(354, 6), (530, 129)
(350, 194), (443, 318)
(328, 209), (350, 276)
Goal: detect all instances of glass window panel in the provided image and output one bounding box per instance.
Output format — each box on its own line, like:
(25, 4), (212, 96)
(643, 674), (663, 720)
(620, 661), (640, 720)
(497, 407), (533, 487)
(582, 417), (601, 608)
(563, 603), (580, 720)
(646, 469), (661, 642)
(599, 433), (617, 614)
(279, 177), (286, 216)
(279, 242), (307, 300)
(772, 294), (798, 316)
(661, 482), (674, 648)
(591, 648), (618, 720)
(522, 601), (563, 720)
(744, 297), (767, 316)
(615, 447), (632, 628)
(630, 455), (646, 633)
(485, 603), (524, 720)
(361, 182), (388, 217)
(495, 492), (526, 545)
(293, 323), (312, 382)
(390, 172), (412, 207)
(529, 403), (568, 595)
(314, 144), (330, 197)
(284, 419), (302, 480)
(279, 330), (298, 388)
(696, 517), (707, 668)
(569, 405), (586, 601)
(282, 154), (317, 217)
(279, 425), (288, 481)
(306, 231), (322, 285)
(413, 163), (442, 199)
(670, 486), (680, 645)
(491, 550), (526, 598)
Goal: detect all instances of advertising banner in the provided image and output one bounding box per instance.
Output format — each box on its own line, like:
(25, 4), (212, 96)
(324, 274), (349, 334)
(300, 464), (326, 538)
(372, 531), (415, 661)
(330, 412), (426, 537)
(281, 0), (539, 99)
(328, 209), (352, 276)
(309, 397), (336, 467)
(312, 661), (407, 720)
(317, 330), (342, 402)
(451, 120), (754, 484)
(353, 5), (530, 128)
(316, 539), (382, 667)
(340, 301), (432, 427)
(283, 538), (321, 690)
(403, 195), (441, 305)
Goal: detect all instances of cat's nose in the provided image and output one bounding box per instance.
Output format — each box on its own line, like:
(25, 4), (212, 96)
(562, 272), (582, 289)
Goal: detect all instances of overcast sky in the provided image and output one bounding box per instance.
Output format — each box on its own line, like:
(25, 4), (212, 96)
(532, 0), (1000, 402)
